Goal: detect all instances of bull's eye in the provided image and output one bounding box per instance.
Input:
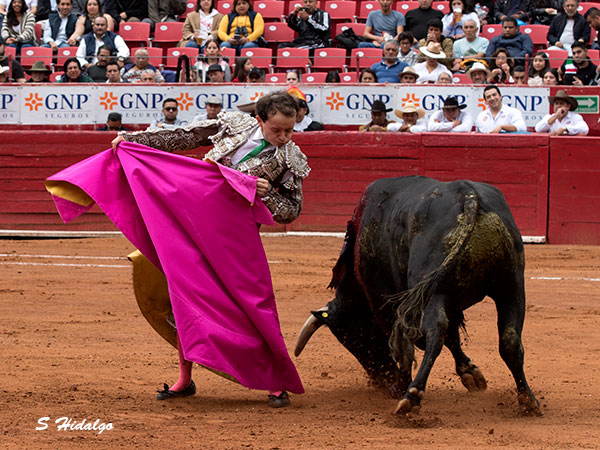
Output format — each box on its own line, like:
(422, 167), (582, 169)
(321, 312), (329, 318)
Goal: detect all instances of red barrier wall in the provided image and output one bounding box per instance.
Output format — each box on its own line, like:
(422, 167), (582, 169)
(1, 131), (599, 243)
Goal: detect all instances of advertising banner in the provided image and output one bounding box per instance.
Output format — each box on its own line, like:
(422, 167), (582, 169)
(20, 85), (95, 125)
(0, 86), (19, 124)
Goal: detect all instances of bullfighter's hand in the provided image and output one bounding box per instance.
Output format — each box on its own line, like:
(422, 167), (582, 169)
(256, 178), (270, 197)
(111, 135), (125, 151)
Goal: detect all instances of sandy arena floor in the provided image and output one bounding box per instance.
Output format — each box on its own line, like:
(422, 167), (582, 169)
(1, 236), (599, 449)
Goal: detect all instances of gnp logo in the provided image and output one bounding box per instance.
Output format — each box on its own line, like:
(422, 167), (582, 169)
(250, 91), (265, 102)
(99, 91), (118, 110)
(25, 92), (89, 111)
(327, 92), (393, 111)
(176, 92), (194, 111)
(100, 92), (165, 111)
(325, 91), (344, 110)
(400, 92), (421, 107)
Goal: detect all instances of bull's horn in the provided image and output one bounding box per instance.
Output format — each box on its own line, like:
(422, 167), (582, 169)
(294, 307), (328, 357)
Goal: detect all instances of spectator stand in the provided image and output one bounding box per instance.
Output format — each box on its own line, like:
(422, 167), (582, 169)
(310, 47), (347, 72)
(521, 24), (549, 52)
(544, 48), (568, 68)
(119, 22), (151, 48)
(164, 47), (199, 69)
(263, 22), (296, 50)
(153, 22), (185, 50)
(357, 1), (379, 22)
(254, 0), (286, 22)
(395, 1), (419, 14)
(241, 48), (273, 71)
(275, 48), (310, 72)
(349, 47), (381, 70)
(20, 47), (53, 70)
(130, 47), (164, 68)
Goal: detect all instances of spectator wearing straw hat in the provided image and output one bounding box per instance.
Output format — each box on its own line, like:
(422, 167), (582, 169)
(359, 99), (395, 131)
(387, 103), (427, 132)
(413, 41), (452, 83)
(464, 60), (490, 84)
(534, 90), (588, 135)
(427, 96), (473, 132)
(475, 85), (526, 133)
(26, 60), (51, 82)
(370, 39), (408, 83)
(399, 65), (418, 83)
(416, 19), (453, 69)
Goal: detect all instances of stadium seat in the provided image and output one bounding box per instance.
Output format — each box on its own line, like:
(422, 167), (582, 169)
(56, 46), (79, 68)
(324, 1), (358, 25)
(339, 71), (357, 82)
(153, 22), (184, 49)
(303, 71), (328, 82)
(254, 0), (286, 21)
(34, 22), (43, 43)
(49, 71), (64, 82)
(118, 22), (151, 47)
(452, 73), (471, 84)
(335, 22), (367, 38)
(20, 47), (53, 69)
(311, 47), (347, 71)
(220, 46), (237, 66)
(577, 2), (600, 16)
(130, 46), (164, 67)
(521, 24), (549, 51)
(479, 24), (502, 40)
(588, 49), (600, 66)
(394, 1), (419, 13)
(265, 72), (286, 82)
(4, 45), (16, 60)
(242, 47), (273, 70)
(264, 22), (296, 46)
(217, 0), (233, 14)
(358, 1), (379, 21)
(285, 0), (303, 15)
(544, 48), (568, 68)
(432, 2), (449, 14)
(164, 47), (199, 69)
(349, 47), (381, 69)
(179, 0), (197, 21)
(275, 48), (310, 71)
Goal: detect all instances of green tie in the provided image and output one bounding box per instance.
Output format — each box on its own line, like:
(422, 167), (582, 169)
(238, 139), (267, 164)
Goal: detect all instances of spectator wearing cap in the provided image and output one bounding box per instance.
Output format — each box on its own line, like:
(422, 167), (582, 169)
(207, 63), (225, 82)
(535, 90), (588, 135)
(26, 60), (51, 82)
(370, 39), (408, 83)
(452, 19), (489, 70)
(428, 96), (473, 132)
(41, 0), (78, 53)
(0, 35), (25, 82)
(358, 0), (405, 49)
(98, 112), (130, 131)
(405, 0), (444, 41)
(247, 66), (264, 82)
(148, 97), (188, 130)
(399, 65), (418, 83)
(287, 86), (324, 132)
(121, 47), (165, 83)
(547, 0), (590, 52)
(485, 18), (533, 67)
(416, 19), (453, 69)
(359, 100), (395, 132)
(193, 95), (223, 121)
(413, 41), (452, 83)
(475, 85), (526, 133)
(465, 61), (490, 84)
(388, 104), (427, 132)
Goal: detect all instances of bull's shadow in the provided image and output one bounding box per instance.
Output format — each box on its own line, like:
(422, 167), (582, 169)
(295, 176), (541, 417)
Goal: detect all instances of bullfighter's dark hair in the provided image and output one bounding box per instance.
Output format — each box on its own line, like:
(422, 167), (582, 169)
(255, 91), (298, 122)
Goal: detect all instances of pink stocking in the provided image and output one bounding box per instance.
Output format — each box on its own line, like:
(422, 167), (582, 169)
(168, 334), (193, 392)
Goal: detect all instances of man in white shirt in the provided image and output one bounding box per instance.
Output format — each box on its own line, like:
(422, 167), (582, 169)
(476, 85), (527, 133)
(41, 0), (78, 52)
(428, 96), (473, 132)
(535, 90), (589, 135)
(388, 103), (428, 132)
(76, 15), (129, 69)
(413, 41), (452, 84)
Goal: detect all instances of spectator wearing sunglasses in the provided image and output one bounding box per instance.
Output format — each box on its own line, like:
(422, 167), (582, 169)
(148, 98), (188, 130)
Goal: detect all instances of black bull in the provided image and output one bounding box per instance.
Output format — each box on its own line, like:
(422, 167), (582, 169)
(295, 176), (541, 416)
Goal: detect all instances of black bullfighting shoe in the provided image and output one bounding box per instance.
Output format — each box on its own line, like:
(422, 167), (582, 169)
(156, 380), (196, 400)
(268, 391), (290, 408)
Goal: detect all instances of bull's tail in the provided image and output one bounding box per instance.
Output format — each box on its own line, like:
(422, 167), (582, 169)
(388, 187), (479, 369)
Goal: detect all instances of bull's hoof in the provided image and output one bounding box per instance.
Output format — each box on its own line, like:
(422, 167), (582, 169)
(394, 387), (423, 415)
(458, 363), (487, 392)
(518, 392), (543, 416)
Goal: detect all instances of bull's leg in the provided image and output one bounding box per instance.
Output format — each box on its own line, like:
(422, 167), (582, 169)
(395, 296), (448, 414)
(492, 283), (542, 416)
(444, 323), (487, 392)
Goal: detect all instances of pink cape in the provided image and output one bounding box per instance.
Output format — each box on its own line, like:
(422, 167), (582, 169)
(46, 141), (304, 394)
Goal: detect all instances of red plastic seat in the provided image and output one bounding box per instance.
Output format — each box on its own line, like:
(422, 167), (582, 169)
(339, 71), (357, 82)
(130, 47), (164, 67)
(164, 47), (199, 69)
(34, 22), (43, 43)
(264, 22), (296, 44)
(521, 24), (549, 51)
(56, 46), (79, 68)
(479, 24), (502, 40)
(452, 73), (471, 84)
(275, 47), (310, 71)
(118, 22), (151, 47)
(4, 46), (16, 60)
(577, 2), (600, 16)
(153, 22), (184, 49)
(544, 48), (568, 68)
(303, 71), (328, 82)
(20, 47), (53, 69)
(241, 47), (273, 69)
(358, 1), (379, 21)
(349, 47), (381, 69)
(254, 0), (285, 21)
(217, 0), (233, 13)
(179, 0), (197, 21)
(324, 1), (357, 22)
(335, 22), (367, 37)
(432, 2), (449, 14)
(394, 1), (419, 13)
(220, 46), (237, 66)
(587, 49), (600, 66)
(50, 71), (64, 82)
(311, 47), (347, 71)
(265, 72), (286, 82)
(285, 0), (303, 15)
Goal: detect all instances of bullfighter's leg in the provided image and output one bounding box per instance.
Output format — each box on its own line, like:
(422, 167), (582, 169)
(395, 295), (449, 414)
(444, 322), (487, 392)
(156, 334), (195, 400)
(492, 281), (541, 416)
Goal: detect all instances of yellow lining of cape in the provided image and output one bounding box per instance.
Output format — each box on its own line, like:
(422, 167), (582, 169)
(45, 180), (94, 206)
